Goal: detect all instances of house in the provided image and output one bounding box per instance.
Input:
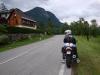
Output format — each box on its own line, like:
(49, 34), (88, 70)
(0, 7), (37, 30)
(7, 8), (37, 30)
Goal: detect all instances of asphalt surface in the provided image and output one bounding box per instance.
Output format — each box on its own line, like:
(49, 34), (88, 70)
(0, 35), (72, 75)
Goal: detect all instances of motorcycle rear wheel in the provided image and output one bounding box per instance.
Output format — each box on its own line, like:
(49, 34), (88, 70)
(67, 63), (71, 68)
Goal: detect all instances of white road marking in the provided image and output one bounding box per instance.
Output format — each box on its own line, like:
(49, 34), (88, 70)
(0, 50), (30, 65)
(59, 64), (65, 75)
(66, 67), (72, 75)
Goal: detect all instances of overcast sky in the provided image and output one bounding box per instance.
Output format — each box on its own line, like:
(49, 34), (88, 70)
(1, 0), (100, 24)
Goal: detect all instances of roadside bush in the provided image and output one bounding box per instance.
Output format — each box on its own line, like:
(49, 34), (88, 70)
(0, 24), (8, 33)
(0, 34), (9, 45)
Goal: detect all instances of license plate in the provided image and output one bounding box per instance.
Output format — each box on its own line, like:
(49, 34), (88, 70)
(67, 51), (71, 54)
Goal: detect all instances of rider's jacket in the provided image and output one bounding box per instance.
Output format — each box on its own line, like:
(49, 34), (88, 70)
(63, 35), (76, 45)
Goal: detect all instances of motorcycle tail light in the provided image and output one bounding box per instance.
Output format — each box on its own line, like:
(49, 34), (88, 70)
(66, 51), (71, 54)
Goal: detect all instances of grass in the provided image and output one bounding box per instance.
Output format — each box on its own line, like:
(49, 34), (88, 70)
(0, 34), (52, 52)
(73, 36), (100, 75)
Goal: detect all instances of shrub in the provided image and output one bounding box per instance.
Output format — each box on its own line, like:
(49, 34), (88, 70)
(0, 34), (9, 45)
(0, 24), (8, 33)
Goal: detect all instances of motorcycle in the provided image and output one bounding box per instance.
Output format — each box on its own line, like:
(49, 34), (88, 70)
(64, 43), (77, 68)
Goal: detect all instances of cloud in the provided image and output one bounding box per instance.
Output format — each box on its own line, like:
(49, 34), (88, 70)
(3, 0), (48, 11)
(2, 0), (100, 24)
(39, 0), (100, 24)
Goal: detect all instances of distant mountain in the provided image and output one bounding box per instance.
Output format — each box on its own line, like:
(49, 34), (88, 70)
(24, 7), (62, 26)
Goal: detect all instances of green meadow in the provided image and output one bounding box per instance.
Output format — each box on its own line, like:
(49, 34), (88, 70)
(74, 36), (100, 75)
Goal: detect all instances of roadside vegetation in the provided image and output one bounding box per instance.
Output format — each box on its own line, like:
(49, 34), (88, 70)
(0, 23), (53, 52)
(62, 18), (100, 75)
(61, 18), (100, 39)
(0, 34), (52, 52)
(73, 36), (100, 75)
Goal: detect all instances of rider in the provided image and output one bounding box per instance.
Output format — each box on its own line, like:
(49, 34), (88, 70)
(62, 30), (80, 63)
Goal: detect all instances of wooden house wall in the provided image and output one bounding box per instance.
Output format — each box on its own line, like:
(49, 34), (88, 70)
(7, 9), (37, 29)
(8, 11), (21, 26)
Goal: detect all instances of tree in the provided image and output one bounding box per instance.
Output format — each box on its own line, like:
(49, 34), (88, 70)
(84, 21), (90, 40)
(46, 18), (54, 35)
(70, 18), (91, 40)
(90, 19), (98, 37)
(38, 22), (46, 32)
(70, 18), (86, 35)
(61, 18), (100, 37)
(70, 22), (77, 35)
(61, 22), (69, 34)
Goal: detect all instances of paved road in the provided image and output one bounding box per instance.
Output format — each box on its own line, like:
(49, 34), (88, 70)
(0, 35), (72, 75)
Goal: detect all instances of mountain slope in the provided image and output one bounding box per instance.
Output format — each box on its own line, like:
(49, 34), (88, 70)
(25, 7), (61, 26)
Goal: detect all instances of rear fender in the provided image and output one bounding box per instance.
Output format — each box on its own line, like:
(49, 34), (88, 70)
(66, 55), (72, 63)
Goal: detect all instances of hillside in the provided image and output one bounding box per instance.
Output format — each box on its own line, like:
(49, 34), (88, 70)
(25, 7), (62, 26)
